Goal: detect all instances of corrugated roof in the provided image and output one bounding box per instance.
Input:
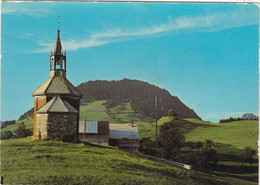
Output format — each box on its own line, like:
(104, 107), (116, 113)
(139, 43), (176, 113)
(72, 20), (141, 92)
(109, 124), (139, 140)
(37, 96), (78, 114)
(109, 124), (138, 131)
(109, 129), (139, 140)
(79, 121), (109, 135)
(32, 76), (82, 97)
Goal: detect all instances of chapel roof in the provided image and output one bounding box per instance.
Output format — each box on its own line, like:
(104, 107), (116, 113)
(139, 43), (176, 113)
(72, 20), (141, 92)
(32, 76), (82, 97)
(37, 96), (78, 114)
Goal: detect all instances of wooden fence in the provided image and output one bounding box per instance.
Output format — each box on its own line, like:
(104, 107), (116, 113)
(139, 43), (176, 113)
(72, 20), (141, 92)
(143, 154), (192, 170)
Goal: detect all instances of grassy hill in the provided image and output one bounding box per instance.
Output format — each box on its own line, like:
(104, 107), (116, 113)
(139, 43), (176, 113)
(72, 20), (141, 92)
(2, 100), (258, 149)
(1, 100), (258, 184)
(185, 119), (258, 150)
(1, 117), (33, 134)
(77, 79), (201, 119)
(0, 137), (257, 185)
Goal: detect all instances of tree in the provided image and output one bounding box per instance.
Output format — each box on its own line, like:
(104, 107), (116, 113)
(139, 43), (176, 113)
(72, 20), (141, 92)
(193, 139), (217, 169)
(159, 121), (184, 159)
(242, 147), (256, 165)
(139, 137), (157, 156)
(167, 109), (177, 117)
(14, 122), (32, 138)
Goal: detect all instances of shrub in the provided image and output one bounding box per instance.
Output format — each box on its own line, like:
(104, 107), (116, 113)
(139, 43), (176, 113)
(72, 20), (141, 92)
(139, 137), (157, 156)
(167, 109), (177, 117)
(14, 122), (33, 138)
(242, 147), (256, 165)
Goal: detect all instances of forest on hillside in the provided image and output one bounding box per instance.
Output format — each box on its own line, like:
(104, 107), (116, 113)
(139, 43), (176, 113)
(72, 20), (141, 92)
(77, 79), (200, 119)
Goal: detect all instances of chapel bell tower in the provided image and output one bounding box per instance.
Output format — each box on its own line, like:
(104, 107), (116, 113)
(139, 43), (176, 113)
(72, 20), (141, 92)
(50, 30), (67, 77)
(32, 29), (82, 141)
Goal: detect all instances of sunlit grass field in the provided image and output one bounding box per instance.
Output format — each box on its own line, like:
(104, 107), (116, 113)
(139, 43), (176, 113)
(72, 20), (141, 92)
(185, 119), (258, 150)
(79, 100), (113, 122)
(2, 100), (258, 151)
(1, 100), (258, 184)
(1, 137), (257, 185)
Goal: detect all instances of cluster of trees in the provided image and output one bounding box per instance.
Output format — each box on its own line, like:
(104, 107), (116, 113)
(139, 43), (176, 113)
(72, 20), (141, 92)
(219, 117), (259, 123)
(139, 120), (218, 169)
(77, 79), (200, 119)
(1, 122), (32, 140)
(219, 117), (244, 123)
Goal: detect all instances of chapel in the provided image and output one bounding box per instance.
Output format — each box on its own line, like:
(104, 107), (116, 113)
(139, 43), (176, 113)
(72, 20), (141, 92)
(32, 30), (82, 141)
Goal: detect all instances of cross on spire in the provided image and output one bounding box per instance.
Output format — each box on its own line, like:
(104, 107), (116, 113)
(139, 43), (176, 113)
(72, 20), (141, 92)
(58, 16), (61, 30)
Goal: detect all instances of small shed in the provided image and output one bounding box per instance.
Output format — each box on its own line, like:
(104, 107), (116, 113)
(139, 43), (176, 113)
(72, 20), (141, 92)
(109, 124), (139, 152)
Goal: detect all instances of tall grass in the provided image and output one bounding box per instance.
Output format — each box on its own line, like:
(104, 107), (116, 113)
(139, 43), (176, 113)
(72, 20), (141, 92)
(1, 137), (257, 185)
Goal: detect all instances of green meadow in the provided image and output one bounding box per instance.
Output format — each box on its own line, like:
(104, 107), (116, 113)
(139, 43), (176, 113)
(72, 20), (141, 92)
(2, 100), (258, 152)
(79, 100), (114, 122)
(0, 137), (257, 185)
(1, 100), (258, 184)
(185, 119), (258, 150)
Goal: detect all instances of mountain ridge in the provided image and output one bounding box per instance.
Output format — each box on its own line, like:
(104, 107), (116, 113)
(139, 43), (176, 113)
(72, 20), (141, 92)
(77, 78), (200, 120)
(242, 113), (259, 120)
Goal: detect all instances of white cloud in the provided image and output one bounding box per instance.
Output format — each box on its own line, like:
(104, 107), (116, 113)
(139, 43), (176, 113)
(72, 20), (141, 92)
(2, 2), (54, 17)
(17, 33), (33, 39)
(33, 6), (258, 53)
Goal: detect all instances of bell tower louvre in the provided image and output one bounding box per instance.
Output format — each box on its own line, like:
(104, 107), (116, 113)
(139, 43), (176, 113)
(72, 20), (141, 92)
(32, 30), (82, 141)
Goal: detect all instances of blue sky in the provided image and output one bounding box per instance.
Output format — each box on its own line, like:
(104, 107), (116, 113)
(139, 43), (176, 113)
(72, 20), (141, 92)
(1, 2), (259, 122)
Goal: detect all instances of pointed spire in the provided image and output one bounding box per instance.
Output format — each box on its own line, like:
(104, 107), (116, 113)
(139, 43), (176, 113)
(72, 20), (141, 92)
(54, 30), (62, 55)
(50, 29), (67, 77)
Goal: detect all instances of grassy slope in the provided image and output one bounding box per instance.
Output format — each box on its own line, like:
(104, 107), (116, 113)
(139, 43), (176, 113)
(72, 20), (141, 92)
(156, 116), (259, 151)
(1, 118), (33, 133)
(1, 101), (258, 184)
(2, 101), (258, 149)
(79, 100), (114, 122)
(1, 137), (256, 185)
(184, 119), (258, 150)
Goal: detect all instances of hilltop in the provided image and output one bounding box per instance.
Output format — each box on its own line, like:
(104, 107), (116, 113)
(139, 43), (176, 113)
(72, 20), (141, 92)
(77, 79), (200, 119)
